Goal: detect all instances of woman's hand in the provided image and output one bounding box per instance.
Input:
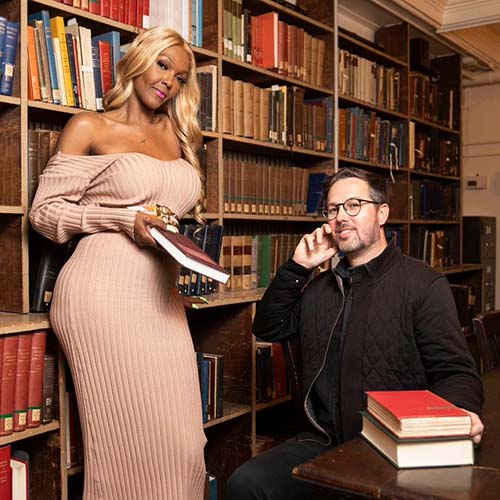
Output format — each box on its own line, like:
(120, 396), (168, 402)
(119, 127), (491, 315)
(133, 211), (169, 248)
(292, 223), (338, 270)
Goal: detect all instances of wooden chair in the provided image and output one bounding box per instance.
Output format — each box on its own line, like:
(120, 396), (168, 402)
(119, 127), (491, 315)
(472, 310), (500, 374)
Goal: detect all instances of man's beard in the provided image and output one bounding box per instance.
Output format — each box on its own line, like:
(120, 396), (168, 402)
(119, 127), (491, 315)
(333, 223), (380, 255)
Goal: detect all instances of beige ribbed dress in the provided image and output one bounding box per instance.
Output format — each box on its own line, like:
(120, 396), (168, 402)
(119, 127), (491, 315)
(29, 152), (206, 500)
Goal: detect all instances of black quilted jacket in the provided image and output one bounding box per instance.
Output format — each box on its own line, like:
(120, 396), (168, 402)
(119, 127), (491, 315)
(253, 243), (483, 443)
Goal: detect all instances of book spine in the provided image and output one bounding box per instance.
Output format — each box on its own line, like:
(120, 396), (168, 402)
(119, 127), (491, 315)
(13, 334), (33, 432)
(0, 21), (19, 96)
(26, 331), (47, 428)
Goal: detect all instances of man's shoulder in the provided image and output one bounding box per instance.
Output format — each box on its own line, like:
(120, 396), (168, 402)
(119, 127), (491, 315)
(396, 252), (444, 286)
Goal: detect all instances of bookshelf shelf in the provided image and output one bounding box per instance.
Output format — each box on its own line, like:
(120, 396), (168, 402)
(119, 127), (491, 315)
(28, 100), (83, 115)
(0, 421), (60, 446)
(0, 312), (50, 335)
(203, 402), (252, 429)
(338, 156), (409, 172)
(30, 0), (139, 34)
(222, 213), (323, 222)
(245, 0), (333, 34)
(0, 95), (21, 106)
(0, 205), (25, 214)
(221, 56), (334, 95)
(410, 220), (460, 225)
(201, 130), (219, 140)
(410, 115), (461, 135)
(191, 45), (218, 60)
(443, 264), (483, 275)
(339, 31), (408, 68)
(338, 93), (409, 120)
(256, 395), (292, 412)
(193, 289), (266, 309)
(409, 170), (460, 181)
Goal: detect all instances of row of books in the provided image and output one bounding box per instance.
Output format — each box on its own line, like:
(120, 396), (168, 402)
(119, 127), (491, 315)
(410, 227), (459, 270)
(222, 151), (310, 217)
(410, 180), (460, 220)
(54, 0), (150, 30)
(255, 342), (288, 403)
(0, 332), (53, 436)
(149, 0), (203, 47)
(222, 76), (333, 152)
(339, 108), (408, 167)
(0, 446), (29, 500)
(224, 9), (326, 87)
(361, 390), (474, 468)
(27, 11), (121, 111)
(409, 72), (456, 129)
(220, 232), (302, 292)
(176, 224), (224, 297)
(196, 352), (224, 423)
(0, 17), (20, 97)
(28, 126), (62, 207)
(338, 48), (401, 112)
(409, 126), (459, 175)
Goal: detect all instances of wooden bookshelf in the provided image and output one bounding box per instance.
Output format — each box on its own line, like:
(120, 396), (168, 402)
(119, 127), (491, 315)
(0, 0), (483, 498)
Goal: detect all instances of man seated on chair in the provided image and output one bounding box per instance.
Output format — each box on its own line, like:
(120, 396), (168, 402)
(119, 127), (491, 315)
(227, 167), (484, 500)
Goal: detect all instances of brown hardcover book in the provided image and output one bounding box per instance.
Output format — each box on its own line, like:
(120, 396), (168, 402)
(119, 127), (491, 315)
(42, 354), (55, 423)
(13, 334), (33, 432)
(260, 88), (270, 142)
(243, 82), (254, 138)
(0, 336), (19, 435)
(222, 76), (233, 133)
(317, 38), (325, 87)
(278, 21), (287, 76)
(149, 227), (230, 284)
(203, 143), (219, 213)
(232, 80), (244, 137)
(27, 330), (47, 428)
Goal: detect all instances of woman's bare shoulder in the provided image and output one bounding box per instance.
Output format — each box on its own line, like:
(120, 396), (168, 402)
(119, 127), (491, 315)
(56, 112), (112, 154)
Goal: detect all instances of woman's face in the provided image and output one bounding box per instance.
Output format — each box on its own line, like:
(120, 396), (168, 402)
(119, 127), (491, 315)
(133, 44), (190, 110)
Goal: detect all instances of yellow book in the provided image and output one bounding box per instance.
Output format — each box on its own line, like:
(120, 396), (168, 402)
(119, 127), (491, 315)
(50, 16), (74, 107)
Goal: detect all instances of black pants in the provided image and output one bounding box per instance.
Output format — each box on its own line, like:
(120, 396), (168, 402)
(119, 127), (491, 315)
(226, 436), (340, 500)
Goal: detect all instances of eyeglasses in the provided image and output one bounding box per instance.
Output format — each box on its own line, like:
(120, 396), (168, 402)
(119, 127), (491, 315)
(321, 198), (381, 221)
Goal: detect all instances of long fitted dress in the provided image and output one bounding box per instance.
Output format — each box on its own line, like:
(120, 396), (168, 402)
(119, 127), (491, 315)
(29, 151), (206, 500)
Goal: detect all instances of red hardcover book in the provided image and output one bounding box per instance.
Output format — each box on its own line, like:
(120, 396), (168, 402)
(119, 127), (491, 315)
(136, 0), (143, 29)
(89, 0), (101, 14)
(149, 227), (230, 284)
(26, 331), (47, 428)
(127, 0), (137, 27)
(366, 390), (472, 438)
(10, 449), (29, 500)
(98, 40), (113, 95)
(13, 334), (33, 432)
(142, 0), (150, 28)
(109, 0), (119, 20)
(0, 336), (19, 436)
(256, 12), (278, 70)
(0, 445), (11, 499)
(100, 0), (110, 18)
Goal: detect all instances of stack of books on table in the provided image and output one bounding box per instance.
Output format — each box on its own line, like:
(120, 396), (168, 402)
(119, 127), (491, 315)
(361, 390), (474, 468)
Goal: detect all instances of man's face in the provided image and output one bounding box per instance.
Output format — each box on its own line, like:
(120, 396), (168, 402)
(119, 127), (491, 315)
(326, 178), (387, 260)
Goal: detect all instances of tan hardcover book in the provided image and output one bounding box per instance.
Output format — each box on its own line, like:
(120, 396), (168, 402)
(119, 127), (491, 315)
(242, 82), (254, 138)
(219, 235), (233, 291)
(232, 80), (244, 137)
(260, 88), (270, 142)
(231, 235), (244, 291)
(317, 38), (325, 87)
(253, 87), (261, 140)
(222, 76), (233, 134)
(242, 235), (253, 290)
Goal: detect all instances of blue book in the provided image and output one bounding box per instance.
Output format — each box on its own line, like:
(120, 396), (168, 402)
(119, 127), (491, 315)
(306, 173), (327, 215)
(28, 11), (60, 104)
(208, 475), (217, 500)
(0, 17), (7, 65)
(0, 21), (19, 96)
(90, 39), (103, 111)
(201, 358), (210, 423)
(91, 31), (120, 85)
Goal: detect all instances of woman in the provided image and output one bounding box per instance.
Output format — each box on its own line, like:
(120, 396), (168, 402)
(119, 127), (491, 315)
(29, 27), (206, 499)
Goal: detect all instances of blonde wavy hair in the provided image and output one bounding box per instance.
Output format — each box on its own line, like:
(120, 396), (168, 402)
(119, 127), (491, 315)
(103, 27), (205, 224)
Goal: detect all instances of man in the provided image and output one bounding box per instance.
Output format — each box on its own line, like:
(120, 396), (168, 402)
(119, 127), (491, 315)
(227, 168), (484, 500)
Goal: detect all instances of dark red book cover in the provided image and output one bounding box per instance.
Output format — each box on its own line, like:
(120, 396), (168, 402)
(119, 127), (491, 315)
(13, 333), (33, 432)
(0, 336), (19, 436)
(98, 40), (113, 95)
(27, 331), (47, 428)
(100, 0), (110, 18)
(0, 445), (11, 499)
(149, 227), (230, 284)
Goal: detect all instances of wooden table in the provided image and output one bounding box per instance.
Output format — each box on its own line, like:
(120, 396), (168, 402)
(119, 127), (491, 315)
(293, 369), (500, 500)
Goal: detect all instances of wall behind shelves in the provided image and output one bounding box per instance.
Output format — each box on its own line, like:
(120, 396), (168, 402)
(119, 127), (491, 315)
(462, 82), (500, 308)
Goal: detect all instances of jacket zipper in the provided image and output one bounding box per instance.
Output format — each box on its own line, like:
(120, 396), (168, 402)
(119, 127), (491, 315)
(299, 273), (345, 445)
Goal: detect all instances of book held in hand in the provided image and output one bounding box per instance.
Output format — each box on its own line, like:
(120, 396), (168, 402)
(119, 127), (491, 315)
(149, 227), (230, 285)
(366, 390), (472, 438)
(361, 411), (474, 468)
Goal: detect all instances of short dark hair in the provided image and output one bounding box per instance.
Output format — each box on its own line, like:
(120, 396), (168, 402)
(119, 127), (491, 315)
(321, 168), (389, 206)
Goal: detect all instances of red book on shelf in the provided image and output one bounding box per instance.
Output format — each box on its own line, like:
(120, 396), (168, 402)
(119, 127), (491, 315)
(13, 334), (33, 432)
(149, 227), (230, 284)
(26, 331), (47, 428)
(0, 336), (19, 436)
(366, 390), (472, 438)
(0, 445), (11, 499)
(98, 40), (113, 95)
(256, 12), (278, 70)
